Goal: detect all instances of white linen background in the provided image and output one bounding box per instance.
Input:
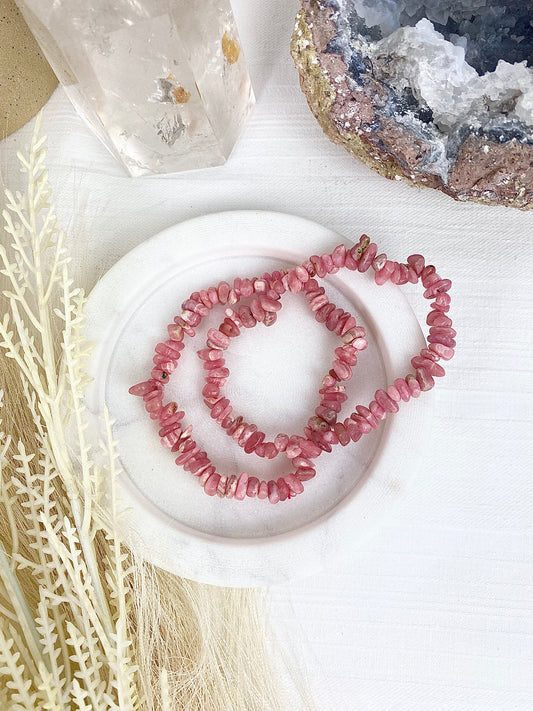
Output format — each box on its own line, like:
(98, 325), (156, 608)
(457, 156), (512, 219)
(1, 0), (532, 708)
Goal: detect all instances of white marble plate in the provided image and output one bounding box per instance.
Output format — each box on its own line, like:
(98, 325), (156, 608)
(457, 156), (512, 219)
(83, 210), (433, 587)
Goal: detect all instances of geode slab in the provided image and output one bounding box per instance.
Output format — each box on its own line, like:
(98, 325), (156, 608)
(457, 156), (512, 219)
(291, 0), (533, 208)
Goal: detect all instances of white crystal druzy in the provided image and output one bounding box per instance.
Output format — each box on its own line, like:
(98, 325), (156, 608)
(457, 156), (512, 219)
(374, 18), (533, 130)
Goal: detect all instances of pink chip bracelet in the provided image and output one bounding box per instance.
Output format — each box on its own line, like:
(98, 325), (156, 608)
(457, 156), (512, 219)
(200, 275), (366, 465)
(129, 235), (455, 503)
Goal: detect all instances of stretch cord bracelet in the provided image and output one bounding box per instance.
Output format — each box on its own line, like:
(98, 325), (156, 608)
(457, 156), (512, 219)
(136, 267), (360, 496)
(200, 274), (368, 463)
(129, 235), (455, 503)
(156, 265), (366, 497)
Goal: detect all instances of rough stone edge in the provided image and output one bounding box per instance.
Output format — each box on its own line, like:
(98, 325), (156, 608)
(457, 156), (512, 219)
(290, 10), (413, 186)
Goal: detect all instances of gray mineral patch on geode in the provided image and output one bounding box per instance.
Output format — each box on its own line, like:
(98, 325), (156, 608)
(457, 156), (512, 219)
(291, 0), (533, 208)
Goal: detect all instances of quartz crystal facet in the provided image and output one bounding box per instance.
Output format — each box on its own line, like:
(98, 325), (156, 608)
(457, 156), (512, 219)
(16, 0), (255, 175)
(292, 0), (533, 208)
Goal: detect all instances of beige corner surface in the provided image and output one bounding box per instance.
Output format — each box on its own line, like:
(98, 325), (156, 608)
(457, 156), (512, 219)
(0, 0), (57, 139)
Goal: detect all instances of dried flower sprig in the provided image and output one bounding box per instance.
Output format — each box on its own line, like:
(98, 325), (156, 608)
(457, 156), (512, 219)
(0, 117), (295, 710)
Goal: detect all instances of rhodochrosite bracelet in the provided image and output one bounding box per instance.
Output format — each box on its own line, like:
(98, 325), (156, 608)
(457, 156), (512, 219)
(199, 276), (367, 463)
(129, 235), (455, 504)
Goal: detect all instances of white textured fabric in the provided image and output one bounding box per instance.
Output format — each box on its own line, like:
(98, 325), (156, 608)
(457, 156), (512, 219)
(1, 0), (533, 707)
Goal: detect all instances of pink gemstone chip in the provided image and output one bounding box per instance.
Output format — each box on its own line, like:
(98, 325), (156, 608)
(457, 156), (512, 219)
(235, 473), (249, 501)
(225, 475), (238, 499)
(204, 473), (221, 497)
(129, 380), (157, 396)
(267, 481), (280, 504)
(277, 478), (290, 501)
(257, 481), (269, 499)
(247, 477), (260, 498)
(357, 242), (378, 272)
(285, 473), (304, 495)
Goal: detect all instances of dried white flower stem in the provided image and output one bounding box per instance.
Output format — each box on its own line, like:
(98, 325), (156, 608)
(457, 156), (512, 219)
(1, 116), (114, 643)
(0, 539), (46, 672)
(0, 116), (299, 711)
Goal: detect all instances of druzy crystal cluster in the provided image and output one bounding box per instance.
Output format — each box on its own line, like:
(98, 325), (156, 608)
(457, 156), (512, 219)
(16, 0), (254, 175)
(292, 0), (533, 207)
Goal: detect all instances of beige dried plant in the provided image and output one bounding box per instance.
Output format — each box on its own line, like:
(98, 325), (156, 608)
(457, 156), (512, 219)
(0, 116), (293, 711)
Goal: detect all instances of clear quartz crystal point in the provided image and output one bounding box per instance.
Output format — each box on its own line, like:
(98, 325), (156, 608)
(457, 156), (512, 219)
(15, 0), (255, 176)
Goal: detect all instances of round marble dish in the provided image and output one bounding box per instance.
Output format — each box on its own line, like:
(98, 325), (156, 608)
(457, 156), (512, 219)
(83, 210), (433, 587)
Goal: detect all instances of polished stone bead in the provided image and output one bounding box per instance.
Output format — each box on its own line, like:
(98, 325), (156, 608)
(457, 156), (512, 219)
(203, 358), (226, 371)
(372, 253), (387, 272)
(216, 475), (228, 497)
(259, 294), (281, 312)
(357, 242), (378, 272)
(335, 345), (358, 365)
(406, 374), (421, 398)
(225, 474), (238, 499)
(239, 305), (256, 328)
(257, 480), (269, 499)
(333, 359), (352, 381)
(217, 282), (230, 304)
(429, 342), (455, 360)
(238, 424), (258, 447)
(298, 439), (322, 458)
(427, 333), (456, 348)
(375, 261), (395, 285)
(206, 328), (230, 349)
(344, 418), (362, 442)
(274, 433), (289, 452)
(326, 307), (344, 331)
(246, 476), (260, 498)
(334, 421), (350, 446)
(356, 405), (379, 429)
(369, 400), (386, 420)
(197, 348), (223, 361)
(204, 473), (221, 496)
(267, 480), (280, 504)
(375, 388), (399, 413)
(407, 254), (425, 275)
(411, 356), (446, 377)
(321, 253), (337, 274)
(129, 380), (158, 396)
(287, 270), (304, 293)
(244, 430), (265, 453)
(277, 478), (290, 501)
(250, 297), (266, 322)
(350, 414), (372, 433)
(263, 442), (278, 459)
(285, 473), (304, 494)
(427, 310), (452, 326)
(416, 367), (435, 392)
(387, 384), (401, 401)
(235, 472), (249, 501)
